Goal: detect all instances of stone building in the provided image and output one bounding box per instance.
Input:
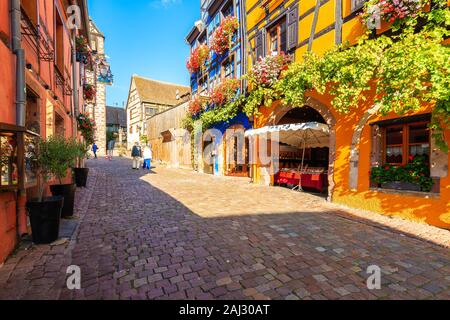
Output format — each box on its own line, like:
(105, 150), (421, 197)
(85, 19), (113, 156)
(126, 75), (190, 150)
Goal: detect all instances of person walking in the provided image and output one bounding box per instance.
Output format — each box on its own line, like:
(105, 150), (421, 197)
(131, 142), (142, 170)
(92, 142), (98, 159)
(107, 139), (115, 161)
(143, 143), (152, 170)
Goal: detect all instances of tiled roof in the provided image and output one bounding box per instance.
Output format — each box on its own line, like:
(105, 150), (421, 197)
(106, 106), (127, 127)
(133, 75), (191, 106)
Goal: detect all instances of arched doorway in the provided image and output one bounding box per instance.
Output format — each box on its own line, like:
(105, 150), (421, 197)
(225, 124), (250, 177)
(268, 98), (337, 200)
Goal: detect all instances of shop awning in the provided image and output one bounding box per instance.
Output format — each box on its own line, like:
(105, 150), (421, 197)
(244, 122), (330, 149)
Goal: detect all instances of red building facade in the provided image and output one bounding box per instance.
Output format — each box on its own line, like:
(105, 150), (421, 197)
(0, 0), (90, 264)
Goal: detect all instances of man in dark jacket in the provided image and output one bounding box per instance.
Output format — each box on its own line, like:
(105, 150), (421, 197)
(131, 142), (142, 170)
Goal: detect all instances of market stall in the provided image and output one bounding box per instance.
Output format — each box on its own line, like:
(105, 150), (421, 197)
(245, 122), (330, 193)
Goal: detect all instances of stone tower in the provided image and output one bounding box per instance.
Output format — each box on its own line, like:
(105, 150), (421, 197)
(85, 19), (112, 156)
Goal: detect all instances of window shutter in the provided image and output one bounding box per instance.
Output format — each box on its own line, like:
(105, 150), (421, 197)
(287, 5), (299, 52)
(255, 30), (264, 61)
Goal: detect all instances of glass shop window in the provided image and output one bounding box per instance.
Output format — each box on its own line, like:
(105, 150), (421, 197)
(24, 133), (38, 187)
(0, 134), (19, 188)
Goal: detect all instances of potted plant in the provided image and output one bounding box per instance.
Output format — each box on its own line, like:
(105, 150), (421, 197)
(75, 36), (92, 64)
(186, 44), (210, 74)
(370, 155), (434, 192)
(83, 83), (96, 102)
(210, 16), (239, 55)
(247, 52), (293, 87)
(73, 142), (90, 187)
(75, 113), (95, 187)
(47, 137), (79, 219)
(209, 78), (240, 106)
(361, 0), (425, 29)
(188, 95), (208, 117)
(26, 136), (72, 244)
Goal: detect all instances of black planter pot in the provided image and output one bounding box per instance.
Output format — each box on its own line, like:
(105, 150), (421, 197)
(381, 181), (422, 192)
(50, 184), (76, 218)
(27, 196), (64, 244)
(74, 168), (89, 188)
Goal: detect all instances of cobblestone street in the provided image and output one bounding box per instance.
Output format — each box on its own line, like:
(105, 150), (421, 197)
(0, 158), (449, 300)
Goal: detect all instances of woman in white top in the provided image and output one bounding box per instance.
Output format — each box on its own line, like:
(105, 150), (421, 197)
(143, 144), (152, 170)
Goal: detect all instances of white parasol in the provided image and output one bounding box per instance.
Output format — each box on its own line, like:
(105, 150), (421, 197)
(245, 122), (330, 191)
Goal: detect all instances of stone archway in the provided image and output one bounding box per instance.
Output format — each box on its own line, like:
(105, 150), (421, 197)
(348, 104), (382, 191)
(267, 97), (337, 201)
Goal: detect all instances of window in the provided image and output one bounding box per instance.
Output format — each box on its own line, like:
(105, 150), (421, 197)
(55, 11), (64, 73)
(222, 55), (235, 79)
(384, 122), (430, 166)
(209, 58), (220, 89)
(199, 75), (208, 94)
(198, 32), (207, 46)
(267, 18), (287, 55)
(208, 13), (221, 39)
(25, 89), (40, 135)
(55, 113), (65, 137)
(21, 0), (38, 26)
(146, 107), (157, 117)
(0, 134), (18, 188)
(351, 0), (367, 12)
(221, 2), (234, 18)
(190, 74), (198, 94)
(161, 130), (174, 143)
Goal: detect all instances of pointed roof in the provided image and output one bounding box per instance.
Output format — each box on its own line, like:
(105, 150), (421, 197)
(132, 75), (191, 106)
(106, 106), (126, 127)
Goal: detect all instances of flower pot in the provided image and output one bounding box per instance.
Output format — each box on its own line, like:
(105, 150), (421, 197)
(27, 196), (64, 244)
(381, 181), (421, 192)
(74, 167), (89, 188)
(50, 184), (76, 218)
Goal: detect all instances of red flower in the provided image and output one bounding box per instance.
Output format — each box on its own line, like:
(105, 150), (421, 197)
(188, 96), (206, 115)
(210, 16), (239, 55)
(187, 45), (210, 74)
(409, 155), (414, 162)
(209, 78), (240, 106)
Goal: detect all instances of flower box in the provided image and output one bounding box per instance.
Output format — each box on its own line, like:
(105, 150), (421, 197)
(83, 83), (96, 102)
(381, 181), (421, 192)
(210, 16), (239, 55)
(187, 44), (210, 74)
(248, 53), (292, 87)
(370, 155), (434, 192)
(76, 36), (92, 65)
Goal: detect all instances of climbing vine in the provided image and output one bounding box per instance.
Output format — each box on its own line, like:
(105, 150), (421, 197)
(198, 96), (243, 129)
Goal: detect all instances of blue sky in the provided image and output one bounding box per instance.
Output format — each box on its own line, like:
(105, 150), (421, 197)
(87, 0), (199, 107)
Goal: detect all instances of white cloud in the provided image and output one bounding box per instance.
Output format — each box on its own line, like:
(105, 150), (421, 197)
(149, 0), (182, 9)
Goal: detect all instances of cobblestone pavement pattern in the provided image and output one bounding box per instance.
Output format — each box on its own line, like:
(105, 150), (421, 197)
(0, 158), (449, 300)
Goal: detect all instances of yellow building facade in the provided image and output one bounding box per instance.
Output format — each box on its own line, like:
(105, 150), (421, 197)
(245, 0), (450, 228)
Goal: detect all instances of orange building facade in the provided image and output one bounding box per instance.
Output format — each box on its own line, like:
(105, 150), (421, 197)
(246, 0), (450, 228)
(0, 0), (90, 264)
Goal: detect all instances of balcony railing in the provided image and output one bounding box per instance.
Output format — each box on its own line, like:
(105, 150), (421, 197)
(55, 68), (73, 96)
(21, 9), (54, 62)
